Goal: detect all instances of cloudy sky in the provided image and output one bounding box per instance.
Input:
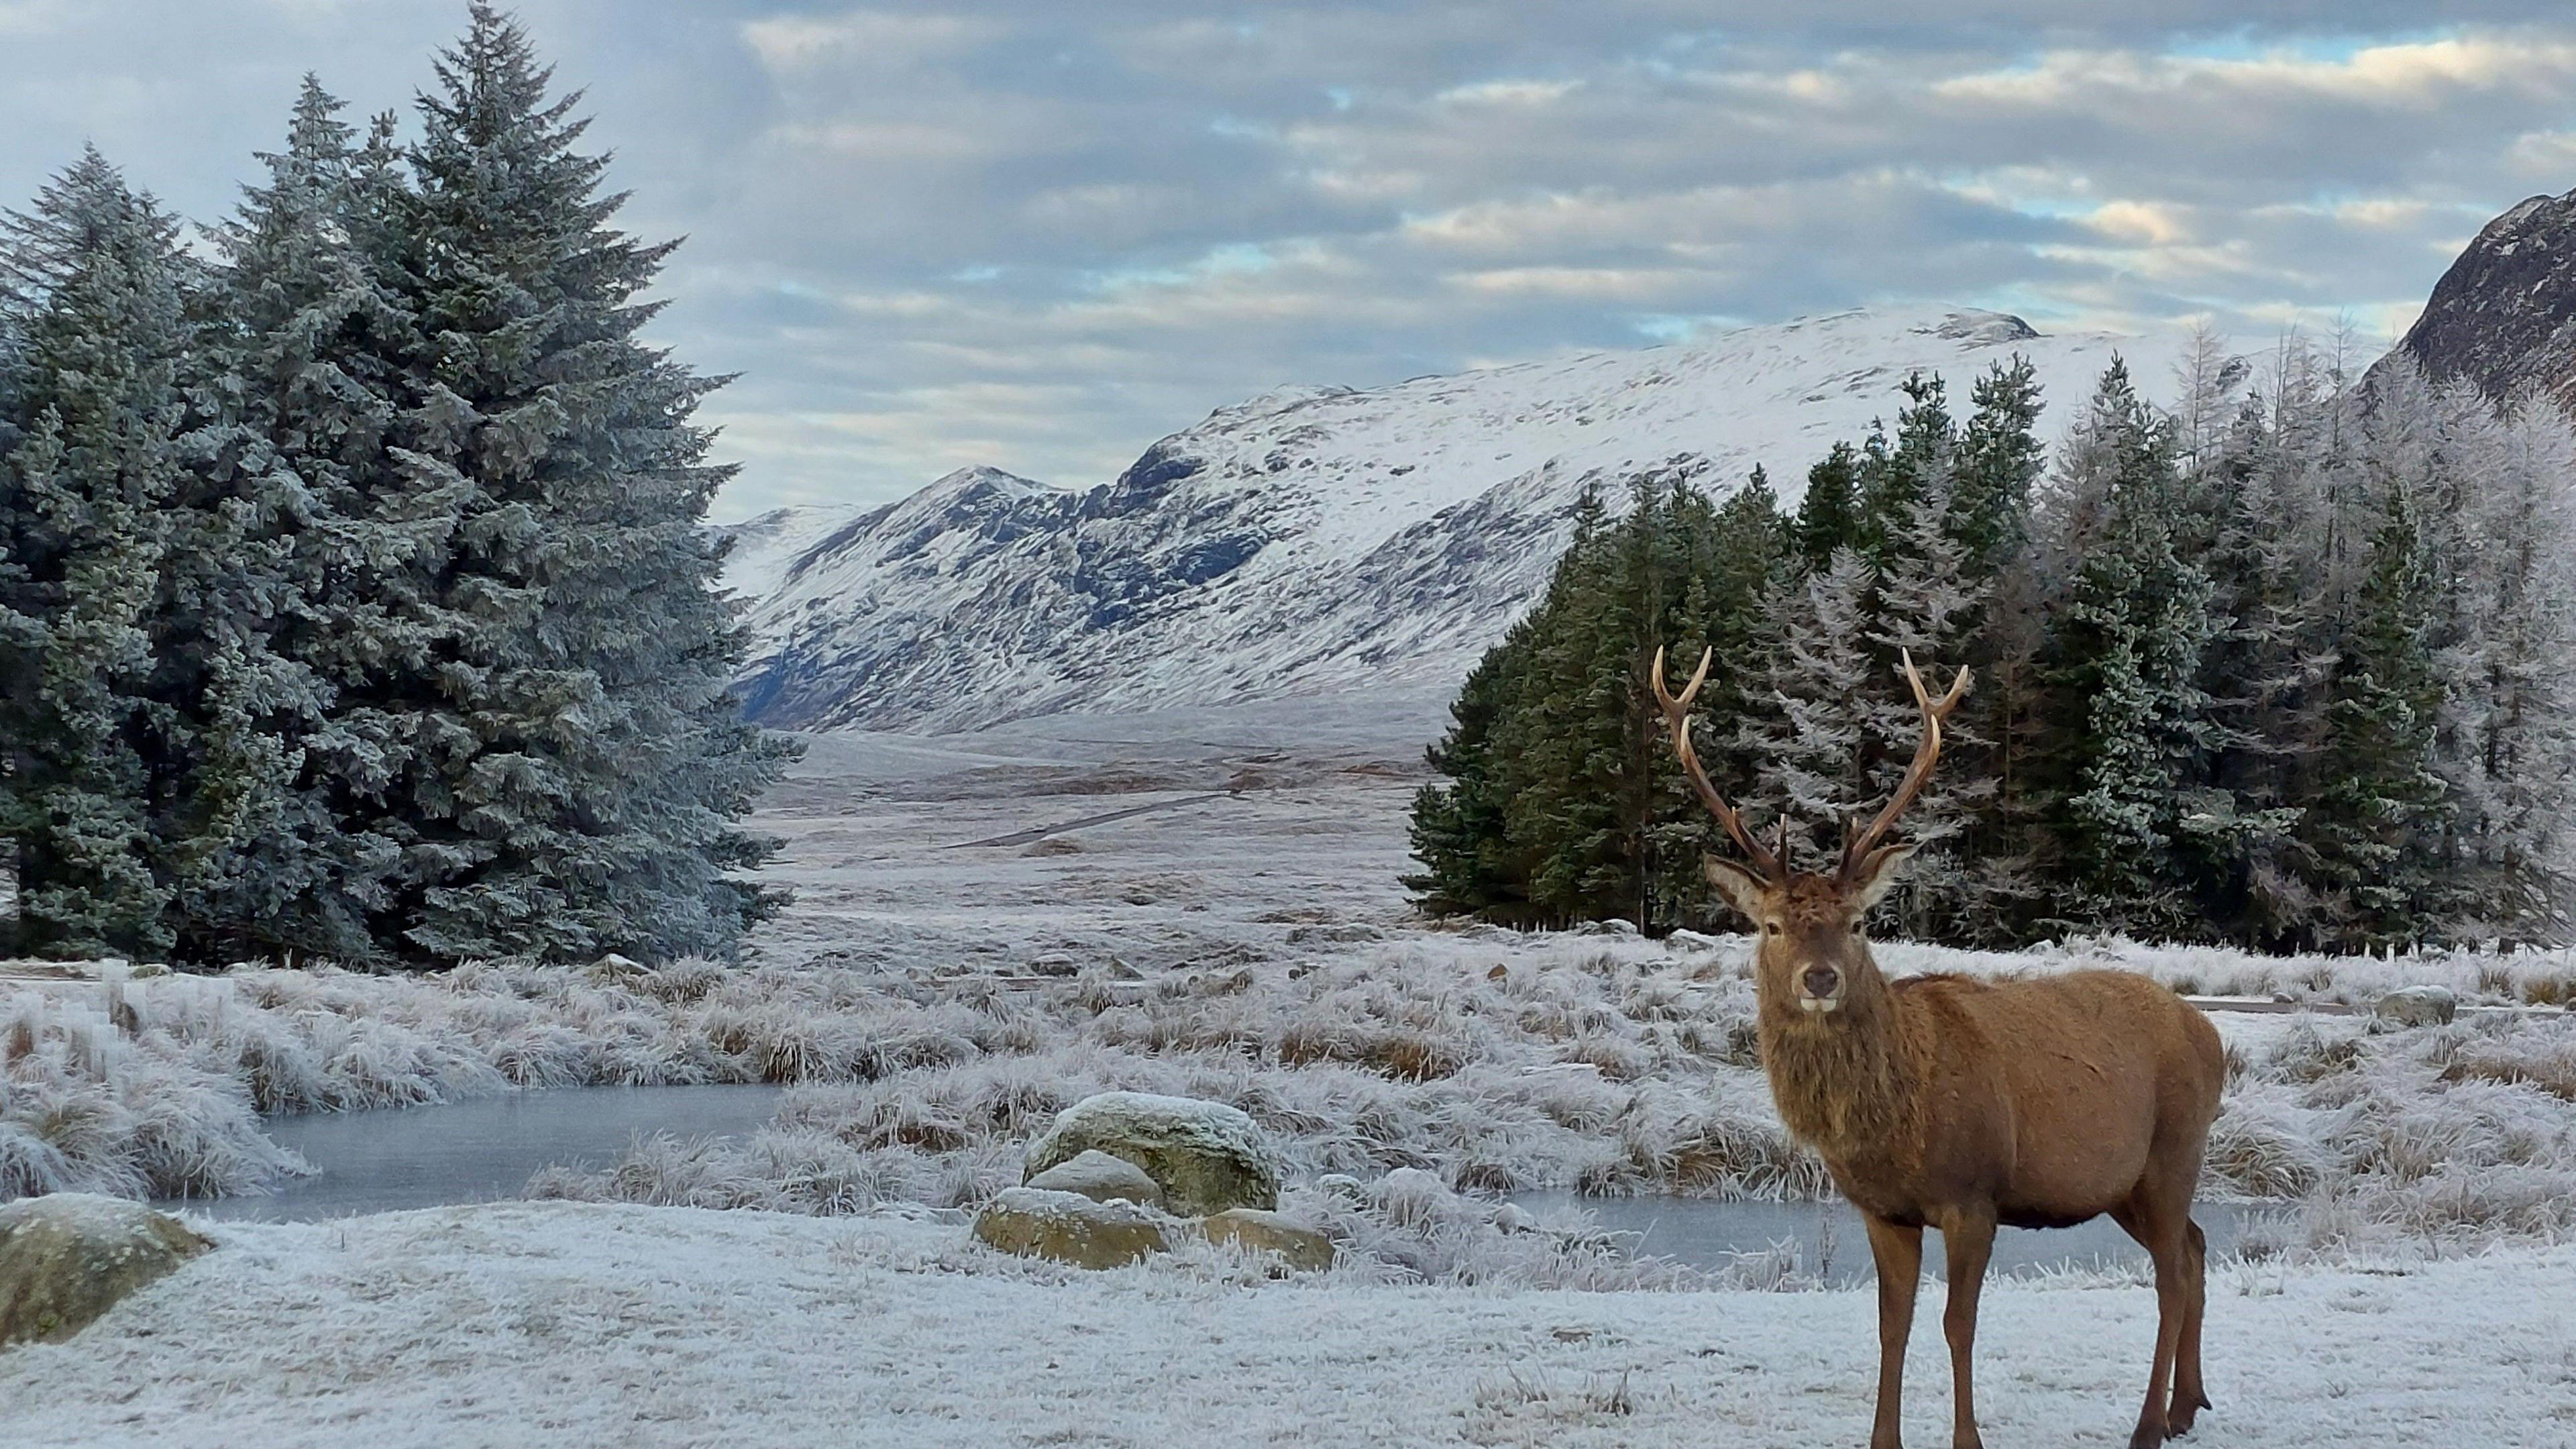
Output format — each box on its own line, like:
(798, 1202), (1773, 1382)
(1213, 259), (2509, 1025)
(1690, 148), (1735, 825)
(5, 3), (2575, 518)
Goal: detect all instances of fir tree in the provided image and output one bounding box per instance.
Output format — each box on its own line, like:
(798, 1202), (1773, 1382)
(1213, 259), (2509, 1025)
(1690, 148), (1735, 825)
(2306, 478), (2451, 947)
(1791, 441), (1861, 571)
(0, 150), (194, 958)
(2184, 379), (2331, 949)
(1403, 626), (1530, 919)
(179, 79), (433, 965)
(1949, 356), (2044, 577)
(1854, 373), (1952, 564)
(360, 6), (793, 964)
(2030, 360), (2218, 938)
(1408, 468), (1782, 930)
(1738, 546), (1878, 869)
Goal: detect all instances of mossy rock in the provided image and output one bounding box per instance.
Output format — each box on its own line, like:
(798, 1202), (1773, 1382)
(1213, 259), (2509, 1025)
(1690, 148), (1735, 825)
(1200, 1208), (1334, 1272)
(1025, 1149), (1165, 1210)
(973, 1187), (1170, 1269)
(1, 1193), (211, 1347)
(1024, 1091), (1280, 1217)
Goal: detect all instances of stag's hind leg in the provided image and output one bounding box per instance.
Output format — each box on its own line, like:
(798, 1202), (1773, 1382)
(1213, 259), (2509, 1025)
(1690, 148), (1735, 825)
(1935, 1205), (1996, 1449)
(2109, 1191), (2194, 1448)
(2167, 1218), (2211, 1435)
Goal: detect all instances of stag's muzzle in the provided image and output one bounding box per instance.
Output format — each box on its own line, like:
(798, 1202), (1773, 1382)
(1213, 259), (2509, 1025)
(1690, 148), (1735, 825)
(1799, 965), (1843, 1013)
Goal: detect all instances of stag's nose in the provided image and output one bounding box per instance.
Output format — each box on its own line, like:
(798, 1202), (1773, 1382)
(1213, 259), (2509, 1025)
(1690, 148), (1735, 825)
(1801, 966), (1841, 1001)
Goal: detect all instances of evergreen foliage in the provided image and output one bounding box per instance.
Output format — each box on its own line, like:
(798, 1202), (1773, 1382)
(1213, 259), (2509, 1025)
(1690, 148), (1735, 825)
(0, 150), (194, 959)
(1413, 339), (2576, 952)
(1405, 467), (1784, 929)
(0, 13), (792, 969)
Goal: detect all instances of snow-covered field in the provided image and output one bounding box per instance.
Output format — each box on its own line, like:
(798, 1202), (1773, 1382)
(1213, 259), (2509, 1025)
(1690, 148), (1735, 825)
(6, 1200), (2573, 1448)
(5, 696), (2576, 1440)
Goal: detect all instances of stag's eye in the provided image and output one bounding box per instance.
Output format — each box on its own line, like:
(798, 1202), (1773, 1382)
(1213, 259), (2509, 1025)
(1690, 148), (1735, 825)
(1762, 922), (1782, 937)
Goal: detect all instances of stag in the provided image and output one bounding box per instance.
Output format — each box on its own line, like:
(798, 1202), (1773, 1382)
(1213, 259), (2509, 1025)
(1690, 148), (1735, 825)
(1653, 645), (2226, 1449)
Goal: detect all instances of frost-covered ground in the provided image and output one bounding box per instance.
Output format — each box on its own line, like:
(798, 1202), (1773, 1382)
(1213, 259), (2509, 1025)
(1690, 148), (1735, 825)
(5, 697), (2576, 1442)
(6, 694), (2573, 1281)
(6, 1200), (2573, 1448)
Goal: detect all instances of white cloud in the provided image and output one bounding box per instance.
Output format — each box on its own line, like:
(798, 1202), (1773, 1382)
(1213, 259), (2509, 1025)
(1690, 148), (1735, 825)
(6, 3), (2571, 517)
(739, 11), (999, 71)
(1435, 78), (1581, 106)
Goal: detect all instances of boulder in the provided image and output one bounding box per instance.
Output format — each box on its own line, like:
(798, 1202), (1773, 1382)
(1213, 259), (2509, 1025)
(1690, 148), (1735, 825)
(971, 1187), (1169, 1269)
(1, 1194), (211, 1346)
(1025, 1149), (1165, 1210)
(1200, 1208), (1334, 1272)
(1024, 1091), (1281, 1216)
(2373, 985), (2459, 1028)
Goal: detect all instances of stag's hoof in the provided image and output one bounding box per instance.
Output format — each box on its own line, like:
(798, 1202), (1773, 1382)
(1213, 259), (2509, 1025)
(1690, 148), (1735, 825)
(2127, 1425), (2168, 1449)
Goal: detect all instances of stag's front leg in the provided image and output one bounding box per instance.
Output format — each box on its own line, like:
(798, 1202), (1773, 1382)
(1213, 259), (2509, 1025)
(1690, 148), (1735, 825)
(1862, 1214), (1924, 1449)
(1937, 1206), (1996, 1449)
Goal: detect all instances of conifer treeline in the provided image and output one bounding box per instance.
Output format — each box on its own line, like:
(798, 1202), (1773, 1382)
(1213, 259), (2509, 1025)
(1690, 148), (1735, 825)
(0, 7), (793, 969)
(1409, 341), (2576, 952)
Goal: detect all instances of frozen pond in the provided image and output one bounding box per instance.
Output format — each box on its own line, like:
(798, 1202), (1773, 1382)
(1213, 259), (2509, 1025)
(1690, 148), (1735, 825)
(160, 1084), (788, 1222)
(1508, 1191), (2280, 1285)
(158, 1081), (2281, 1275)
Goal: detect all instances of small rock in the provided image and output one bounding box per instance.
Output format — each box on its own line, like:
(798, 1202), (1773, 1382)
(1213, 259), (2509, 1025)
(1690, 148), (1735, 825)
(1026, 1149), (1165, 1210)
(971, 1187), (1169, 1269)
(1028, 953), (1081, 978)
(586, 952), (649, 982)
(1285, 923), (1385, 945)
(1666, 929), (1727, 951)
(1576, 918), (1640, 937)
(1313, 1173), (1368, 1203)
(1199, 1208), (1334, 1272)
(1486, 963), (1508, 981)
(1, 1194), (211, 1347)
(1024, 1091), (1282, 1216)
(2373, 985), (2458, 1027)
(1107, 959), (1145, 981)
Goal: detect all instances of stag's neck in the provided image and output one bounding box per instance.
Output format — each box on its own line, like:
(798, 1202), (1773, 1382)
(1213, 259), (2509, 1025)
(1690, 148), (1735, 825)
(1756, 981), (1915, 1165)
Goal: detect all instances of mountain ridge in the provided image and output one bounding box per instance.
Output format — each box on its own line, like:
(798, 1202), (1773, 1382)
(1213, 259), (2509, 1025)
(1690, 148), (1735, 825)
(2381, 185), (2576, 412)
(723, 306), (2180, 734)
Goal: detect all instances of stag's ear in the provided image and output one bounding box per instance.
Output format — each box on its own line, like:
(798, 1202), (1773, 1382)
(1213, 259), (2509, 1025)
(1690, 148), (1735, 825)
(1848, 843), (1919, 912)
(1703, 857), (1771, 922)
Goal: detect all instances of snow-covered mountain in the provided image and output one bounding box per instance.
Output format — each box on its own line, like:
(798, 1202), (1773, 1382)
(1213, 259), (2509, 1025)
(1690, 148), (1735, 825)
(724, 307), (2178, 733)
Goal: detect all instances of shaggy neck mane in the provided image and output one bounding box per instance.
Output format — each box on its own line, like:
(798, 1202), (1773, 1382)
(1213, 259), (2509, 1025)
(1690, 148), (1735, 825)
(1757, 976), (1913, 1160)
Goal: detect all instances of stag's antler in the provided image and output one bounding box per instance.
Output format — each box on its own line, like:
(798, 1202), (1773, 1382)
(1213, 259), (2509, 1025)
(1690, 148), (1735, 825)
(1837, 649), (1971, 886)
(1652, 646), (1784, 883)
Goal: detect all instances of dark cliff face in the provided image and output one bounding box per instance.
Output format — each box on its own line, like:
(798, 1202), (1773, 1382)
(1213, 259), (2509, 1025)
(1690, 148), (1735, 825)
(2386, 189), (2576, 410)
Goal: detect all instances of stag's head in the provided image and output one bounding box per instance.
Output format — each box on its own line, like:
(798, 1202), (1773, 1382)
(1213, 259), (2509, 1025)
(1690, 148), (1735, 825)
(1651, 645), (1968, 1022)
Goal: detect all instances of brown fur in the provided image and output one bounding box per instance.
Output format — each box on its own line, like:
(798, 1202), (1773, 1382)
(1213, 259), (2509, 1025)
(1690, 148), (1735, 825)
(1733, 869), (2227, 1449)
(1664, 646), (2226, 1447)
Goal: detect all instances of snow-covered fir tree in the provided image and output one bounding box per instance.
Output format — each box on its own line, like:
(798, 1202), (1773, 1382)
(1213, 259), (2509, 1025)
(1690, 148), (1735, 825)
(2453, 399), (2576, 942)
(2305, 472), (2451, 947)
(363, 5), (795, 965)
(2029, 359), (2219, 939)
(1737, 545), (1879, 871)
(2180, 364), (2332, 947)
(181, 79), (433, 967)
(0, 150), (193, 958)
